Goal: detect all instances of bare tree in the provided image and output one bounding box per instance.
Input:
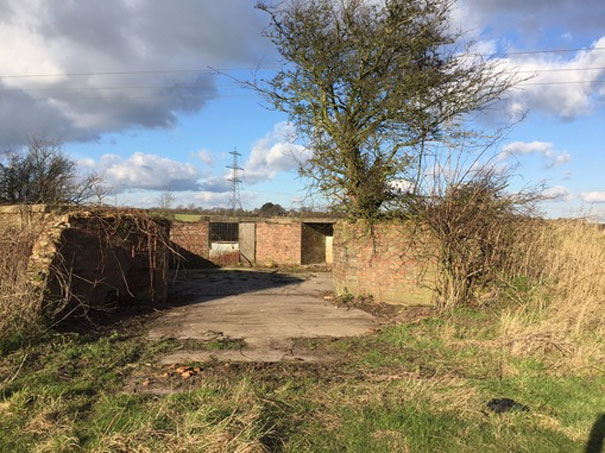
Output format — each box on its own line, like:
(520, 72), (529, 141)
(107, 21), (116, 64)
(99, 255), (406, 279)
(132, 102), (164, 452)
(253, 0), (516, 219)
(0, 137), (101, 205)
(157, 191), (176, 213)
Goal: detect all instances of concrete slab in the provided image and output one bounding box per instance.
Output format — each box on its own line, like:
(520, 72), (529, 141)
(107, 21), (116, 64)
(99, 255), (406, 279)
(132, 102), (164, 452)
(149, 269), (378, 363)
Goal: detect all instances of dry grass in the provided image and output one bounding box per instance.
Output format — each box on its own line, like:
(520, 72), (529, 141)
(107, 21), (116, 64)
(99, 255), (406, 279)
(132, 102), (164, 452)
(537, 220), (605, 332)
(499, 219), (605, 364)
(0, 221), (42, 349)
(90, 381), (273, 453)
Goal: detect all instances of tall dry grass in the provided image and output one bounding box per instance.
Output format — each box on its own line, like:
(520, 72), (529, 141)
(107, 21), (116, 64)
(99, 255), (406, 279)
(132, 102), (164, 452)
(499, 219), (605, 360)
(0, 222), (42, 351)
(537, 220), (605, 332)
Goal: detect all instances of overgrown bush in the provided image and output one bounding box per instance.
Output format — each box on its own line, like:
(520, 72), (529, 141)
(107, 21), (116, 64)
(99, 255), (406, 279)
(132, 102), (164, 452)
(412, 172), (536, 310)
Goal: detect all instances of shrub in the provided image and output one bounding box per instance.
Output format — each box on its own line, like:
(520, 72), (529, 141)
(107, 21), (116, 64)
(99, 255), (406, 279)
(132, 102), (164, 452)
(414, 172), (537, 310)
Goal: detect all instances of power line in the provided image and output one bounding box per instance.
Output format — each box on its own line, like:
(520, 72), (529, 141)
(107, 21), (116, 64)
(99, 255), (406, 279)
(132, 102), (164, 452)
(1, 67), (605, 96)
(0, 66), (280, 79)
(0, 45), (603, 79)
(11, 79), (603, 103)
(515, 66), (605, 73)
(0, 84), (218, 92)
(484, 46), (605, 57)
(2, 62), (605, 101)
(0, 69), (602, 95)
(517, 79), (605, 86)
(24, 93), (257, 102)
(2, 66), (604, 93)
(0, 84), (248, 93)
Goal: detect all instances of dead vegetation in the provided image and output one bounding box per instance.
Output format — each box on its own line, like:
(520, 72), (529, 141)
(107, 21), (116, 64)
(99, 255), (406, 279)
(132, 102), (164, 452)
(0, 207), (175, 352)
(0, 220), (42, 350)
(497, 219), (605, 362)
(414, 171), (537, 311)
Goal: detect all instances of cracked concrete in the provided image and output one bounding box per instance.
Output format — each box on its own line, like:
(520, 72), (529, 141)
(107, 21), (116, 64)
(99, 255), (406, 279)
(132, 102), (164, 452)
(148, 269), (379, 363)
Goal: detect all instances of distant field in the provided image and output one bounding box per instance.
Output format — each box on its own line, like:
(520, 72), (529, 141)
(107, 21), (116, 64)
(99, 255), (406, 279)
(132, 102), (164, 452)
(173, 213), (202, 222)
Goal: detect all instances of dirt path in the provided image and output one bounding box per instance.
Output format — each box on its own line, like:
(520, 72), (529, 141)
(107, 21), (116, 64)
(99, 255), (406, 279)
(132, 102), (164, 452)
(148, 269), (378, 363)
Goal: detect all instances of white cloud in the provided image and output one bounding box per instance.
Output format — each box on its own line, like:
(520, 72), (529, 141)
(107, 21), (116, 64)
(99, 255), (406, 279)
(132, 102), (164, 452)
(193, 190), (257, 208)
(194, 191), (231, 205)
(388, 179), (414, 193)
(552, 152), (572, 166)
(503, 141), (553, 156)
(458, 0), (605, 39)
(77, 157), (96, 168)
(243, 121), (312, 184)
(489, 37), (605, 120)
(96, 152), (200, 191)
(542, 185), (574, 202)
(0, 0), (272, 148)
(198, 175), (230, 193)
(193, 149), (213, 165)
(501, 141), (571, 167)
(581, 191), (605, 203)
(450, 0), (605, 120)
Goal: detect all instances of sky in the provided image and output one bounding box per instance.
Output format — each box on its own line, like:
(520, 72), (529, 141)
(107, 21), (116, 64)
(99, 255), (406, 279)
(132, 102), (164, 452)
(0, 0), (604, 218)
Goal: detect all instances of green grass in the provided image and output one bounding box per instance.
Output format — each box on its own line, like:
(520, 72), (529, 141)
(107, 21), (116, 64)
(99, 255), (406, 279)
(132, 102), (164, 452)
(173, 213), (202, 222)
(1, 308), (603, 452)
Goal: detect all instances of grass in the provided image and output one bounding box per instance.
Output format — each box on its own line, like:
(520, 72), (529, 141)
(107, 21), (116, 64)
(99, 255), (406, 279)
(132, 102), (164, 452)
(1, 307), (603, 452)
(173, 213), (203, 222)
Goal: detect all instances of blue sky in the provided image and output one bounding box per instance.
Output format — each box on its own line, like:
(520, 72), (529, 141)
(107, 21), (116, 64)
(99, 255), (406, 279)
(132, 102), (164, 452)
(1, 0), (604, 218)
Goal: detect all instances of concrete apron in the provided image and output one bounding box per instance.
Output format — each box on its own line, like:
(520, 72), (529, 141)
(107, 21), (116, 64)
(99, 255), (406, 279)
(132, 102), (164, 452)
(148, 269), (378, 364)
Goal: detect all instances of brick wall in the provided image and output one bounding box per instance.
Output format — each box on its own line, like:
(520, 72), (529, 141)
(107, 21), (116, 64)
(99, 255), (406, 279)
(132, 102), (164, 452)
(209, 243), (240, 266)
(170, 221), (214, 268)
(0, 204), (60, 229)
(256, 220), (302, 266)
(46, 213), (170, 308)
(0, 206), (171, 313)
(333, 221), (434, 304)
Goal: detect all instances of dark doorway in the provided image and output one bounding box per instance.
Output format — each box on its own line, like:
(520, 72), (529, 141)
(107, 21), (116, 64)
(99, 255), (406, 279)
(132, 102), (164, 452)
(301, 223), (334, 265)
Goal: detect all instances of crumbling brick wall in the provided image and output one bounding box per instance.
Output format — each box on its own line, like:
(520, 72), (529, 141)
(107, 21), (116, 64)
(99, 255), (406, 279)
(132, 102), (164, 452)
(169, 221), (214, 268)
(0, 204), (57, 229)
(333, 221), (433, 304)
(1, 206), (170, 314)
(256, 220), (303, 266)
(45, 213), (170, 308)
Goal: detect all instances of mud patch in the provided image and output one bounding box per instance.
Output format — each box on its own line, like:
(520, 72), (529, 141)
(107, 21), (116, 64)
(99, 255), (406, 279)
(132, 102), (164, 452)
(123, 355), (347, 395)
(160, 344), (343, 365)
(330, 294), (435, 325)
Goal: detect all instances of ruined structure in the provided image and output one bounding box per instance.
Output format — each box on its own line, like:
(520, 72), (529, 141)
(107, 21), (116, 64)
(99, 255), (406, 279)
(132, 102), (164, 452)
(170, 217), (334, 268)
(0, 205), (170, 314)
(170, 217), (430, 305)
